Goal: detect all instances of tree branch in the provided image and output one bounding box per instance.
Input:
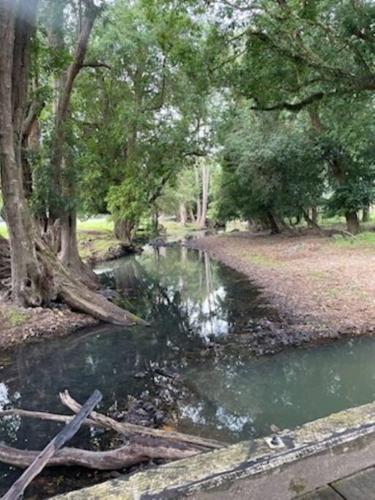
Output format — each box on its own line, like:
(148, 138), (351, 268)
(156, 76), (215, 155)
(81, 61), (111, 70)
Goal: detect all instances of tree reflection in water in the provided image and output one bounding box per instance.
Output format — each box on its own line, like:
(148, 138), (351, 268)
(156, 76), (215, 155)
(0, 247), (374, 494)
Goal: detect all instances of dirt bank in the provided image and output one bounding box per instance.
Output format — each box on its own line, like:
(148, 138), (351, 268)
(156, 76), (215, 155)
(0, 304), (98, 351)
(189, 231), (375, 338)
(0, 230), (137, 351)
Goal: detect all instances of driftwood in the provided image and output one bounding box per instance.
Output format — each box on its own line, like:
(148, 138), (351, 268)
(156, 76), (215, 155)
(0, 391), (226, 477)
(0, 434), (199, 471)
(2, 390), (102, 500)
(60, 390), (224, 450)
(0, 398), (224, 452)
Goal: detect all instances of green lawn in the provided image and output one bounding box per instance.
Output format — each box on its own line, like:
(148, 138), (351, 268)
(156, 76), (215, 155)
(77, 217), (113, 233)
(332, 231), (375, 248)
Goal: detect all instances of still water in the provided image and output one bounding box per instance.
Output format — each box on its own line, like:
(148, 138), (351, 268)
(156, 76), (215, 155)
(0, 246), (374, 495)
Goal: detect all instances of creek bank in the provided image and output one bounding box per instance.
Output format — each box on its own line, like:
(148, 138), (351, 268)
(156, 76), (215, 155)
(0, 234), (142, 350)
(188, 231), (375, 345)
(0, 304), (99, 351)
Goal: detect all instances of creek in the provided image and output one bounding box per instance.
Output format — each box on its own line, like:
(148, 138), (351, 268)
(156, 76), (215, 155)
(0, 246), (374, 496)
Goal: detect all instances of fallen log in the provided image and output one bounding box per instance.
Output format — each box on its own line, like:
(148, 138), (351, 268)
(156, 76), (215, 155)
(2, 390), (102, 500)
(60, 390), (225, 450)
(0, 433), (199, 471)
(0, 401), (225, 452)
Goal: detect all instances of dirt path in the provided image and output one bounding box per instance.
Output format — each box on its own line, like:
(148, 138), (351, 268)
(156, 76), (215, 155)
(189, 231), (375, 337)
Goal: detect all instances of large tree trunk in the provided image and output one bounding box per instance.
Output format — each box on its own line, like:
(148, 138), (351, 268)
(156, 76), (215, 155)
(267, 211), (281, 234)
(114, 219), (134, 244)
(0, 0), (49, 306)
(345, 211), (360, 235)
(60, 211), (99, 289)
(0, 0), (145, 325)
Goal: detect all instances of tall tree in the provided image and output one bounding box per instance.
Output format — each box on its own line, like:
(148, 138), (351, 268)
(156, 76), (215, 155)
(0, 0), (143, 324)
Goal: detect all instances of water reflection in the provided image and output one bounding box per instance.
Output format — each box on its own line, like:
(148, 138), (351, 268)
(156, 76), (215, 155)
(0, 247), (374, 495)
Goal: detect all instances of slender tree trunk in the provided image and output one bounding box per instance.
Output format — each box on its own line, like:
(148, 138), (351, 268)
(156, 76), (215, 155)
(311, 206), (318, 225)
(362, 205), (370, 223)
(195, 167), (202, 224)
(198, 163), (210, 228)
(189, 207), (196, 223)
(179, 202), (187, 226)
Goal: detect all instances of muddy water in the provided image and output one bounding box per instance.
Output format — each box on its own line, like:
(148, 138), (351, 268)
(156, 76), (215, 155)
(0, 246), (374, 496)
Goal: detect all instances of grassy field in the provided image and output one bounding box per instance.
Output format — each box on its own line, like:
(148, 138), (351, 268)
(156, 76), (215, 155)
(0, 214), (374, 251)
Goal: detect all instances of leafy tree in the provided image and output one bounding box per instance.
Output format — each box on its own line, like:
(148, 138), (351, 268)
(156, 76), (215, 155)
(217, 106), (325, 232)
(76, 0), (211, 240)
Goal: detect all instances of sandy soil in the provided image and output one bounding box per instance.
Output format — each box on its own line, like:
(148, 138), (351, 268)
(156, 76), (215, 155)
(190, 231), (375, 337)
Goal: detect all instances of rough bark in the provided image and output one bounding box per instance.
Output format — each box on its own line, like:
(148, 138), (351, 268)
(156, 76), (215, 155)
(0, 1), (141, 324)
(114, 219), (134, 244)
(0, 0), (48, 307)
(0, 439), (197, 471)
(60, 210), (99, 289)
(0, 235), (11, 283)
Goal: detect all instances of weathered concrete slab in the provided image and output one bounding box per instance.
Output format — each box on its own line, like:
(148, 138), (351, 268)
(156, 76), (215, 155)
(298, 485), (342, 500)
(332, 466), (375, 499)
(53, 401), (375, 500)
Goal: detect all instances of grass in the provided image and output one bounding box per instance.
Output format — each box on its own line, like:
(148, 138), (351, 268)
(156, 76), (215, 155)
(0, 307), (30, 328)
(332, 231), (375, 248)
(239, 251), (280, 268)
(77, 217), (113, 233)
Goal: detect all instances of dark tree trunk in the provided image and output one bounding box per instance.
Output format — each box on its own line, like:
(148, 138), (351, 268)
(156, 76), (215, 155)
(311, 206), (319, 225)
(114, 219), (134, 244)
(345, 211), (360, 235)
(267, 212), (281, 234)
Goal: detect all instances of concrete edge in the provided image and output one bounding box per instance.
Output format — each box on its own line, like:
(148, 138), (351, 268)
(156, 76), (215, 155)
(53, 401), (375, 499)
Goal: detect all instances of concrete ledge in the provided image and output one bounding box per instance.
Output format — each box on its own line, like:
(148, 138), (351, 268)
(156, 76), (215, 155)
(54, 401), (375, 499)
